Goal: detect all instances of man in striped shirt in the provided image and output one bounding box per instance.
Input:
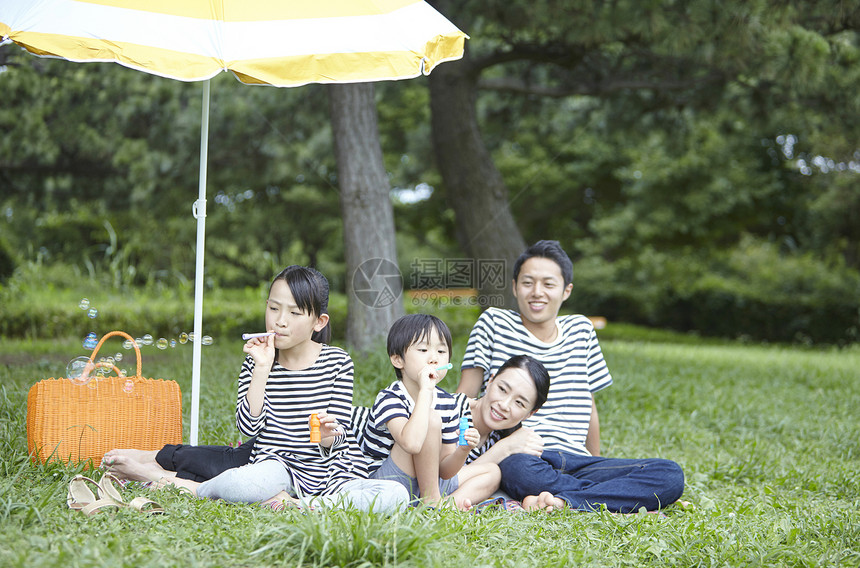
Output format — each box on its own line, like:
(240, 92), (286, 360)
(457, 240), (684, 512)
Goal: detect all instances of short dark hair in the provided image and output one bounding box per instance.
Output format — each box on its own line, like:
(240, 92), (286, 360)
(496, 355), (550, 412)
(512, 240), (573, 287)
(387, 314), (453, 379)
(270, 265), (331, 344)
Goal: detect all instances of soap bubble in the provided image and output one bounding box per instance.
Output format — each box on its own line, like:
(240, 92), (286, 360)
(170, 339), (177, 348)
(87, 308), (98, 319)
(188, 333), (196, 343)
(156, 338), (168, 350)
(123, 339), (134, 350)
(122, 379), (134, 394)
(179, 332), (188, 344)
(114, 352), (123, 362)
(202, 335), (213, 346)
(78, 298), (90, 310)
(104, 356), (115, 367)
(67, 356), (94, 385)
(119, 369), (128, 377)
(142, 334), (154, 346)
(83, 332), (98, 350)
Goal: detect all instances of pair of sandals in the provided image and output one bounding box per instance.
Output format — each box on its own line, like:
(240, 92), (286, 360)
(67, 472), (164, 516)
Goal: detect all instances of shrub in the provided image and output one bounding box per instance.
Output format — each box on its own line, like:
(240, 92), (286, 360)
(571, 237), (860, 344)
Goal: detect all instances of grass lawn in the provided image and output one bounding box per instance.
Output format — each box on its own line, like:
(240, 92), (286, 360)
(1, 330), (858, 567)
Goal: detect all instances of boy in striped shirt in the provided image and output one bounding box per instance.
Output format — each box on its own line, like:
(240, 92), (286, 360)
(362, 314), (500, 509)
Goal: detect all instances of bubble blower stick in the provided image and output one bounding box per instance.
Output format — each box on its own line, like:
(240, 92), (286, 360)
(242, 332), (276, 340)
(309, 413), (321, 443)
(436, 363), (453, 371)
(458, 416), (469, 446)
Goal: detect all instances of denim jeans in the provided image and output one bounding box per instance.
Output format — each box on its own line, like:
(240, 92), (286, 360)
(499, 450), (685, 513)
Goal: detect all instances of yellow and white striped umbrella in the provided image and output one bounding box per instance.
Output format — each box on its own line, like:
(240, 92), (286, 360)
(0, 0), (466, 86)
(2, 0), (466, 445)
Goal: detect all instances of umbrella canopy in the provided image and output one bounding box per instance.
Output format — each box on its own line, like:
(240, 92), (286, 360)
(1, 0), (466, 444)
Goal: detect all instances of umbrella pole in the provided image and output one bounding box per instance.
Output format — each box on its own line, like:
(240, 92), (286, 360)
(189, 79), (211, 445)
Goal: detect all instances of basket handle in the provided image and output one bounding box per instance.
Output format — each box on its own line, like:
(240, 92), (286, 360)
(89, 331), (143, 378)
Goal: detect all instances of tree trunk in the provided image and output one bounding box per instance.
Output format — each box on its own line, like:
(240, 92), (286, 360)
(329, 83), (405, 352)
(428, 46), (525, 310)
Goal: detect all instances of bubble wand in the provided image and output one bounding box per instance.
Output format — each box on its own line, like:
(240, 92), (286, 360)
(242, 332), (275, 340)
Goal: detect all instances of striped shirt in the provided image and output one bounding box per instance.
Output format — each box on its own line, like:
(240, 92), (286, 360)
(461, 307), (613, 456)
(236, 345), (369, 496)
(351, 398), (494, 466)
(361, 381), (470, 472)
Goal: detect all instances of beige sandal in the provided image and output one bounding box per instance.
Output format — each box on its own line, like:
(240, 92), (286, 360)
(67, 475), (101, 511)
(67, 472), (164, 515)
(80, 498), (123, 516)
(128, 496), (165, 515)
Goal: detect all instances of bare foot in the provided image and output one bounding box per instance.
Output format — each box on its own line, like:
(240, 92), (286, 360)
(455, 497), (473, 512)
(262, 491), (302, 511)
(160, 476), (199, 497)
(103, 454), (174, 483)
(522, 492), (565, 512)
(103, 448), (158, 467)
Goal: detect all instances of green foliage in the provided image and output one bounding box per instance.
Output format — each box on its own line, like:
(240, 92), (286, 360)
(571, 236), (860, 344)
(2, 1), (860, 344)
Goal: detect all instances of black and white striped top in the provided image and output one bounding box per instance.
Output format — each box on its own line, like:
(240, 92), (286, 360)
(236, 345), (369, 496)
(361, 381), (471, 473)
(350, 398), (496, 466)
(461, 307), (613, 456)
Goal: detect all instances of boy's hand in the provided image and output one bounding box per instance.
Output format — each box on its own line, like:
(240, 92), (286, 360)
(417, 364), (444, 392)
(460, 427), (480, 450)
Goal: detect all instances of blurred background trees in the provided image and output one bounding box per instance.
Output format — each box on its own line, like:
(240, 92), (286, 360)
(1, 0), (858, 344)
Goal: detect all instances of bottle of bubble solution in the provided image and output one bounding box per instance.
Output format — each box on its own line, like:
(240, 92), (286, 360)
(458, 416), (469, 446)
(309, 413), (321, 443)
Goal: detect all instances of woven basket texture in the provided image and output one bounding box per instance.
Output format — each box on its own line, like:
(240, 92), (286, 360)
(26, 331), (182, 465)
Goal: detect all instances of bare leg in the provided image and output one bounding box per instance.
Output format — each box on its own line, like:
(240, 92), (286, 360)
(103, 448), (158, 464)
(448, 463), (500, 511)
(413, 411), (443, 504)
(102, 449), (176, 483)
(261, 490), (302, 510)
(159, 476), (200, 497)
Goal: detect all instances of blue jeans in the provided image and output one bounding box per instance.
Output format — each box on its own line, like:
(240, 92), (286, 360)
(499, 450), (685, 513)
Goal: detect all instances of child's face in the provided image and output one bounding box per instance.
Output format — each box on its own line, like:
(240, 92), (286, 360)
(480, 367), (538, 431)
(391, 327), (450, 385)
(265, 279), (327, 351)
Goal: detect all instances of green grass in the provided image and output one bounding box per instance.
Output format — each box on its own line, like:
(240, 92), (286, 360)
(1, 331), (859, 567)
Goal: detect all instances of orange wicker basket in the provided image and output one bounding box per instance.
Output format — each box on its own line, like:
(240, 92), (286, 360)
(27, 331), (183, 465)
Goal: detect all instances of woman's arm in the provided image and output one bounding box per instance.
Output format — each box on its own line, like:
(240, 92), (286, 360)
(470, 427), (544, 466)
